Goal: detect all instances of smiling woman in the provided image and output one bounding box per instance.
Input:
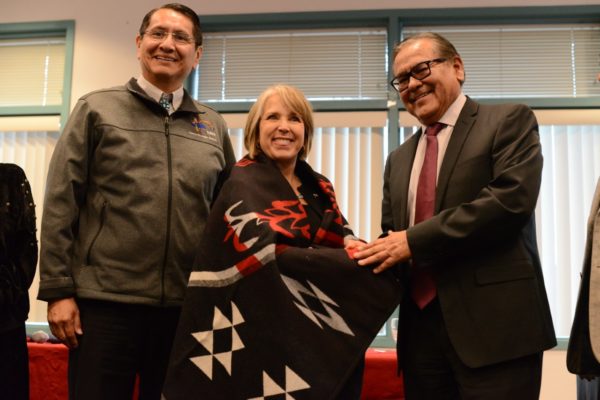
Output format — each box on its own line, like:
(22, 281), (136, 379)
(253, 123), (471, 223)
(163, 84), (402, 400)
(258, 94), (306, 176)
(245, 87), (311, 186)
(243, 85), (316, 191)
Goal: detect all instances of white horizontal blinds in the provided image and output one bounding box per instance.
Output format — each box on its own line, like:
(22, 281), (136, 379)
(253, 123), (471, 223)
(0, 37), (66, 107)
(196, 35), (225, 101)
(0, 129), (60, 323)
(402, 25), (600, 98)
(222, 112), (387, 242)
(198, 28), (388, 102)
(536, 125), (600, 336)
(572, 28), (600, 97)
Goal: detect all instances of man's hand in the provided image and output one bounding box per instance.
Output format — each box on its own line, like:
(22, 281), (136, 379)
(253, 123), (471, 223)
(47, 297), (82, 349)
(353, 230), (411, 273)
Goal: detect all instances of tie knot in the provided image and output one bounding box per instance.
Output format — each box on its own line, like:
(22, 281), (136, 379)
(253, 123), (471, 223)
(425, 123), (445, 137)
(159, 93), (173, 111)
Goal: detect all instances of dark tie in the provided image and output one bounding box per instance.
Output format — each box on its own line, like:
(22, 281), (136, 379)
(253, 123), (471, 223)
(159, 93), (173, 112)
(411, 122), (445, 309)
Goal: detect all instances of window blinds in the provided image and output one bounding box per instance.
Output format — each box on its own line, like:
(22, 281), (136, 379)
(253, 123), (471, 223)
(195, 28), (388, 102)
(402, 25), (600, 98)
(0, 37), (66, 107)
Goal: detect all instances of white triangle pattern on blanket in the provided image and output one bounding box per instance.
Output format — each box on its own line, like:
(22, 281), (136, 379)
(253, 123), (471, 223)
(281, 274), (355, 336)
(248, 367), (311, 400)
(190, 301), (245, 380)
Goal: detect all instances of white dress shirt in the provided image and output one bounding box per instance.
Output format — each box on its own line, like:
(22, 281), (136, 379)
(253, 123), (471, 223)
(137, 76), (184, 114)
(407, 93), (467, 227)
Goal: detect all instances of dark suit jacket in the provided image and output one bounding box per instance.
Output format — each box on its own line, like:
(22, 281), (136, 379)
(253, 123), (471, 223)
(383, 97), (556, 369)
(567, 178), (600, 376)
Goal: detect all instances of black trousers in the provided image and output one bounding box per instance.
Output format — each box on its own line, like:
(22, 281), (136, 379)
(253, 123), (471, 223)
(0, 324), (29, 400)
(68, 299), (181, 400)
(400, 298), (543, 400)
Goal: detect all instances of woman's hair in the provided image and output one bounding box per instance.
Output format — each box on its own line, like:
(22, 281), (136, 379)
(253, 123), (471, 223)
(244, 84), (314, 160)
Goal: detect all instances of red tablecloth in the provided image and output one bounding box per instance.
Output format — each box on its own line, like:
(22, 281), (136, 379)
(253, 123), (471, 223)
(28, 342), (68, 400)
(361, 348), (405, 400)
(27, 342), (140, 400)
(28, 342), (403, 399)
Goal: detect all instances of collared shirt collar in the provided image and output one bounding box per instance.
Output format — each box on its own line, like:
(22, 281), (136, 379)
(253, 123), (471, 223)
(136, 76), (184, 112)
(419, 92), (467, 132)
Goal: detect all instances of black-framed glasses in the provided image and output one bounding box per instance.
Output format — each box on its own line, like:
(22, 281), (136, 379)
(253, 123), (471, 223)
(390, 58), (447, 93)
(144, 29), (194, 45)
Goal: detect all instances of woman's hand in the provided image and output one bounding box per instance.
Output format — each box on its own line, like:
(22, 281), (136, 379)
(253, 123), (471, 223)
(344, 239), (364, 250)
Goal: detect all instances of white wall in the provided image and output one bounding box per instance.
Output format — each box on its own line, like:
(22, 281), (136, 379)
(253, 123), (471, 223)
(2, 1), (591, 398)
(542, 350), (577, 400)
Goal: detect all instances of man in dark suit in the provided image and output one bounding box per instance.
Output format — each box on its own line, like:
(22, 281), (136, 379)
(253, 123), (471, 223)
(567, 177), (600, 399)
(354, 32), (556, 399)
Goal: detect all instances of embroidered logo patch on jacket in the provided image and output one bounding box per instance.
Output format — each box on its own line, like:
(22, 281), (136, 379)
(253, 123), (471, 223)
(191, 116), (218, 141)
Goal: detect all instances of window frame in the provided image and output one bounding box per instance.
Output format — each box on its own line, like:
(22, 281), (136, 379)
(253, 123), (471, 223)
(0, 20), (75, 130)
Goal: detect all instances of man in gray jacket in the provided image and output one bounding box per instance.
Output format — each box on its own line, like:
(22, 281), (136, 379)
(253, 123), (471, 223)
(37, 3), (235, 399)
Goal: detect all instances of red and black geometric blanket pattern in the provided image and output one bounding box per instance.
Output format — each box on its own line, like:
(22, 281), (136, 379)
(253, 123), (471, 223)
(162, 155), (402, 400)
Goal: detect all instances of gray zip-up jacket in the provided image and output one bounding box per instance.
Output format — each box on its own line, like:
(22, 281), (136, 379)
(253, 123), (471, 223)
(38, 78), (235, 306)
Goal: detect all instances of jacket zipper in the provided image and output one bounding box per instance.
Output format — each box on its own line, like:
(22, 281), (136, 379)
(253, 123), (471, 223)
(86, 201), (107, 265)
(161, 115), (173, 305)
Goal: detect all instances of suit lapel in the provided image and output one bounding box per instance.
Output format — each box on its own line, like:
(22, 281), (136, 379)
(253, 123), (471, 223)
(435, 98), (479, 212)
(587, 179), (600, 360)
(397, 132), (420, 230)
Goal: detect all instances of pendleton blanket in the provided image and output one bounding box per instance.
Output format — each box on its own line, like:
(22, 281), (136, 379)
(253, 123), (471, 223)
(162, 155), (402, 400)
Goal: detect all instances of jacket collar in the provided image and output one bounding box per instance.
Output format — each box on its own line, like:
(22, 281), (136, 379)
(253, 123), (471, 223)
(435, 96), (478, 212)
(125, 77), (206, 115)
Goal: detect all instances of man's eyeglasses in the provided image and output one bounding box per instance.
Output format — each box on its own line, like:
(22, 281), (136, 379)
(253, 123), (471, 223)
(390, 58), (447, 93)
(144, 29), (194, 45)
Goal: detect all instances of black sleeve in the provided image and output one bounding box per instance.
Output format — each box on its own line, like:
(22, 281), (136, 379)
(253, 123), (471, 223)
(0, 165), (38, 306)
